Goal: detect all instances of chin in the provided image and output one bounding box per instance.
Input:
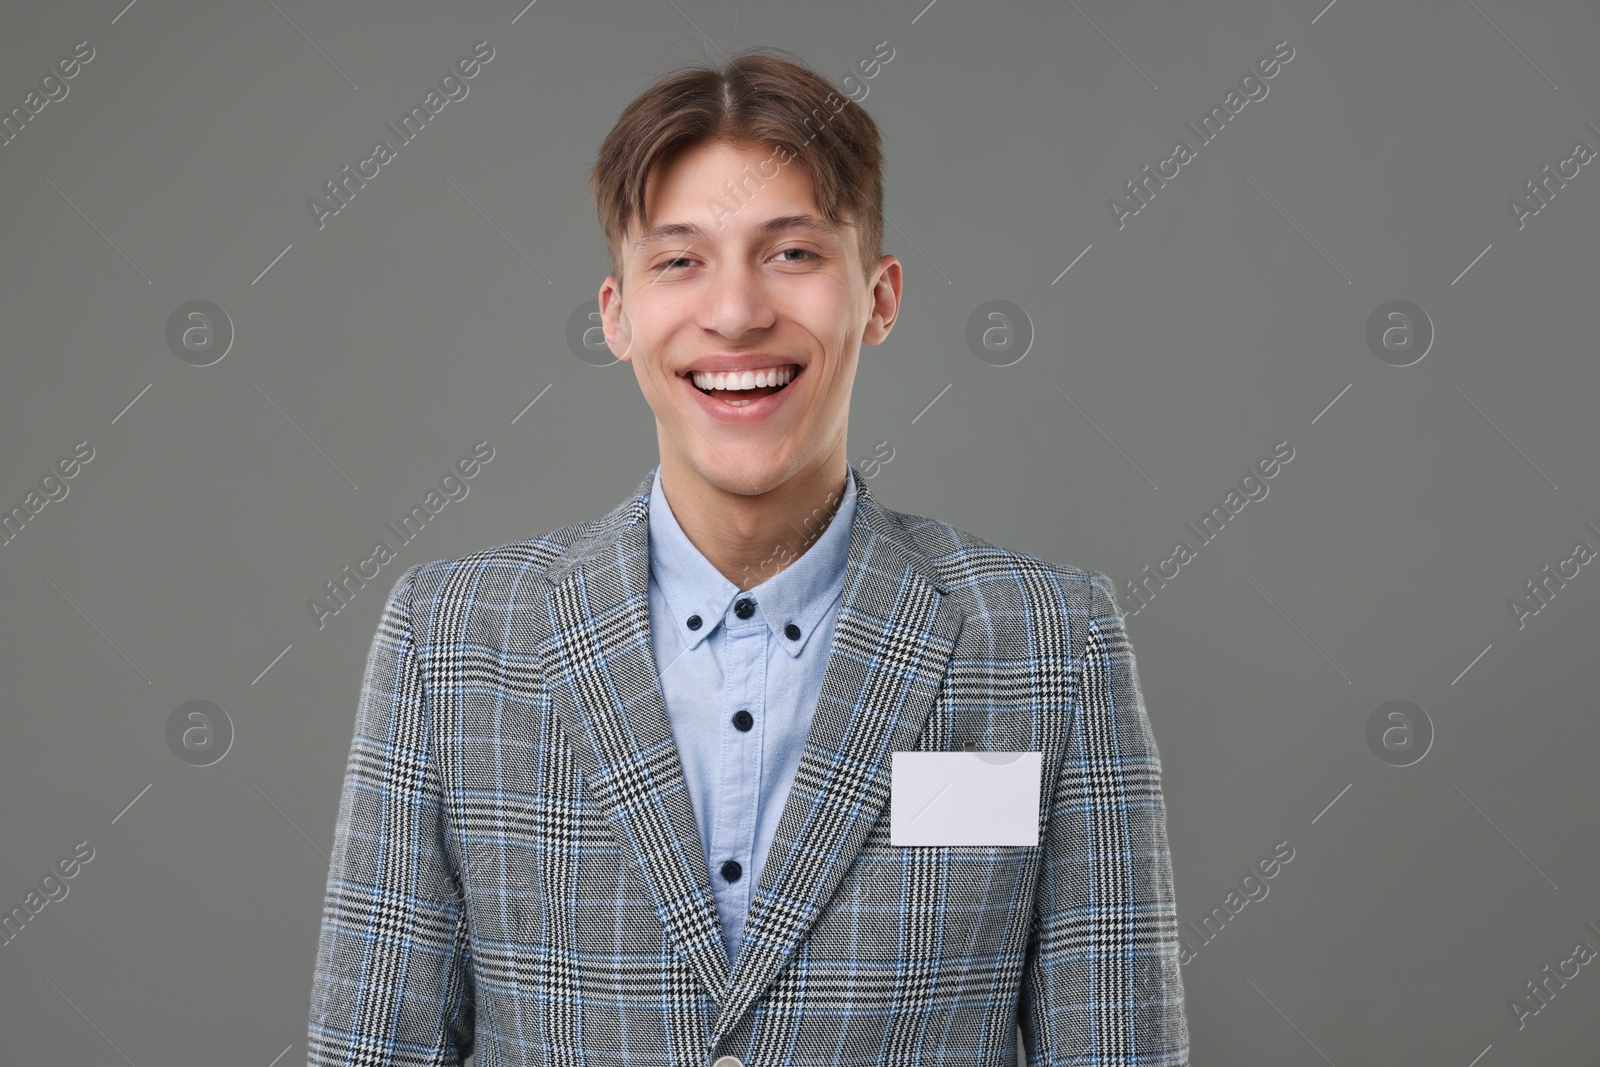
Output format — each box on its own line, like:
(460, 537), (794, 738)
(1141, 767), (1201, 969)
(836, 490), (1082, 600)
(693, 452), (796, 495)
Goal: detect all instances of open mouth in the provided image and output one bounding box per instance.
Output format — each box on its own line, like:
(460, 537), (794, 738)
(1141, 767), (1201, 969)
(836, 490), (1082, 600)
(683, 364), (803, 407)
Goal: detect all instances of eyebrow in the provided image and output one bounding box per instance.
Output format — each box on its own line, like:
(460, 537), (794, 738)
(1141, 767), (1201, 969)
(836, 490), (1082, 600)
(631, 213), (844, 255)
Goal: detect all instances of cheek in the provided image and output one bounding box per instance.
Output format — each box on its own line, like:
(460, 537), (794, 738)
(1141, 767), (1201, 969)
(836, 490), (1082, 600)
(787, 272), (854, 318)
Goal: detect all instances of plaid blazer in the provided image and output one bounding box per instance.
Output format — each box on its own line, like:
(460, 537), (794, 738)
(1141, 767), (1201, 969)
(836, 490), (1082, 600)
(307, 464), (1189, 1066)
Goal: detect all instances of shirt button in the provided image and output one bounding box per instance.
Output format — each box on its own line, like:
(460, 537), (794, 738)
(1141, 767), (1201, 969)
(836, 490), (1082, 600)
(734, 598), (754, 619)
(687, 614), (702, 631)
(784, 623), (801, 640)
(712, 1057), (744, 1067)
(720, 859), (742, 882)
(732, 709), (753, 731)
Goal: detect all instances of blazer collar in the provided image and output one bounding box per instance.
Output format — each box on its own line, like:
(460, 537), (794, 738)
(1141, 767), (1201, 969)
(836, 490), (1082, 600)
(533, 463), (965, 1041)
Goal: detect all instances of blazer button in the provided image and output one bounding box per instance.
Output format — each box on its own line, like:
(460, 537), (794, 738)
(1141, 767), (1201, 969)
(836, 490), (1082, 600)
(712, 1057), (744, 1067)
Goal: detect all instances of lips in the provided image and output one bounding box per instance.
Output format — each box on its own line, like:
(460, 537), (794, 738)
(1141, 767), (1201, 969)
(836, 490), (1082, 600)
(679, 363), (804, 424)
(677, 356), (805, 377)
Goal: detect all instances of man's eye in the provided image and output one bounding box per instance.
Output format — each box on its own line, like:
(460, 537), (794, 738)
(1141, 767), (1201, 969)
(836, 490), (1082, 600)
(652, 248), (816, 273)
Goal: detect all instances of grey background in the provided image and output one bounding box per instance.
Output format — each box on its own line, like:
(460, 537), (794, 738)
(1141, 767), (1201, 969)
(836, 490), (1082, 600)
(1, 0), (1596, 1064)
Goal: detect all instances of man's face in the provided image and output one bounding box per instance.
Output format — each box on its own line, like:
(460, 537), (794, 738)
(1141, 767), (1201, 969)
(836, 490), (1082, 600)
(599, 138), (899, 499)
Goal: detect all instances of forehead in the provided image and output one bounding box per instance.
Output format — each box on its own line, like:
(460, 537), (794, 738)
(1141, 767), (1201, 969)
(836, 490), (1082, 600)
(629, 139), (852, 252)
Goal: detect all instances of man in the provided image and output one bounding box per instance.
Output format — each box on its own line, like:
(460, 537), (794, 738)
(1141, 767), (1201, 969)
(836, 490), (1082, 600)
(307, 46), (1188, 1067)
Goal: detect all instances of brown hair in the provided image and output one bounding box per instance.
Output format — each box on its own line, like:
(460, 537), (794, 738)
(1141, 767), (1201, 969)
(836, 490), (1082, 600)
(588, 46), (885, 295)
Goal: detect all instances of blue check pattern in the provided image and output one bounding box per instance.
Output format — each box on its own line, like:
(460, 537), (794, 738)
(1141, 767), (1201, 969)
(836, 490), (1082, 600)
(306, 463), (1190, 1066)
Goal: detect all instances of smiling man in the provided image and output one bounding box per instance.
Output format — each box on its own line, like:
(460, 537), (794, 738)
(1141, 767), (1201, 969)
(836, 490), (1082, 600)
(602, 135), (876, 593)
(308, 46), (1188, 1067)
(596, 114), (893, 596)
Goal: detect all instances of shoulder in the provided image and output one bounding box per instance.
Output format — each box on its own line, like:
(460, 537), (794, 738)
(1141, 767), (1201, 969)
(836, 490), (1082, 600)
(871, 502), (1126, 623)
(381, 513), (605, 630)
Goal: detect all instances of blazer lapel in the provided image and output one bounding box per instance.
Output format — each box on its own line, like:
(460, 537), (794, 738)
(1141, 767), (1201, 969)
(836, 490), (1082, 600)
(533, 469), (732, 1001)
(532, 465), (965, 1038)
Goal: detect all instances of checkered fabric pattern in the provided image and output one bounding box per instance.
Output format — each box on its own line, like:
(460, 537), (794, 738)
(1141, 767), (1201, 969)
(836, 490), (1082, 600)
(306, 464), (1189, 1066)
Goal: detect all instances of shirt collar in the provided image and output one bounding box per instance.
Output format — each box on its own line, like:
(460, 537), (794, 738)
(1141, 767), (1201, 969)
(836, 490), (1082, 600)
(647, 463), (857, 657)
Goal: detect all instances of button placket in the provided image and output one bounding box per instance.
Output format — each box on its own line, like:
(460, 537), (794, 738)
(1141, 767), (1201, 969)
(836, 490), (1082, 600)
(715, 601), (765, 934)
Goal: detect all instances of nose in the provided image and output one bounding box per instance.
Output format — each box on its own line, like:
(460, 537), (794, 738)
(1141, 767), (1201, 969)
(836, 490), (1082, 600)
(696, 259), (776, 339)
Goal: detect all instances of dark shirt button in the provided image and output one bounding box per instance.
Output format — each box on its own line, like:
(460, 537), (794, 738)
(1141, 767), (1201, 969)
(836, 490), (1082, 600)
(720, 859), (742, 882)
(734, 598), (754, 619)
(732, 709), (753, 731)
(784, 623), (801, 640)
(687, 614), (702, 631)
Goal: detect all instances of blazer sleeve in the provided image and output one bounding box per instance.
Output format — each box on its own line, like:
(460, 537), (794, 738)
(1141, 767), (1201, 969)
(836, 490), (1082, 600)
(306, 564), (475, 1065)
(1017, 572), (1189, 1065)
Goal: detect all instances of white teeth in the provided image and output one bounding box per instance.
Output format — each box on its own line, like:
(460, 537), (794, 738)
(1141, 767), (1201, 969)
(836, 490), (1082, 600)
(689, 365), (797, 391)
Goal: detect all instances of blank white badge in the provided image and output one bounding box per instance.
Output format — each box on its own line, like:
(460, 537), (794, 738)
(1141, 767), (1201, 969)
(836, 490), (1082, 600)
(890, 751), (1042, 846)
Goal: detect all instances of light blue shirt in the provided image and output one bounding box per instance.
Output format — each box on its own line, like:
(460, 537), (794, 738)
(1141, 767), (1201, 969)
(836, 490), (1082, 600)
(645, 463), (857, 967)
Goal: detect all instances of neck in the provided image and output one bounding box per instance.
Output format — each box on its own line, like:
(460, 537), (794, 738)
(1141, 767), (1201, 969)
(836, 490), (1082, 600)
(657, 455), (850, 590)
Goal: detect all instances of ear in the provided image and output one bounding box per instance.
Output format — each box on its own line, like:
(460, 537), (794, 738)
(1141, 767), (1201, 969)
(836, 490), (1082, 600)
(862, 254), (902, 346)
(598, 276), (632, 362)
